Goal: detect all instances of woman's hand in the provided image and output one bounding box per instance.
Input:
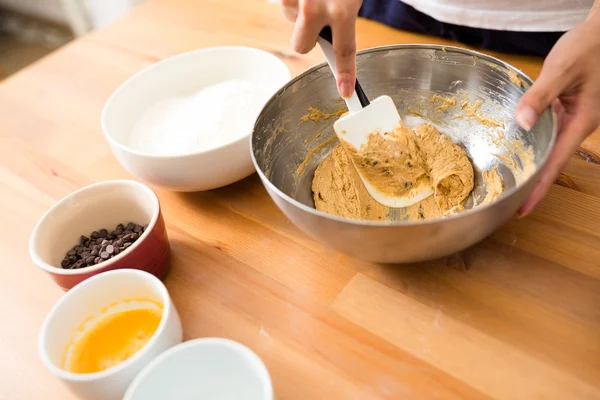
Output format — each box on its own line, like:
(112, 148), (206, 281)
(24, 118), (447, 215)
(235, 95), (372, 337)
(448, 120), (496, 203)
(281, 0), (362, 98)
(515, 8), (600, 216)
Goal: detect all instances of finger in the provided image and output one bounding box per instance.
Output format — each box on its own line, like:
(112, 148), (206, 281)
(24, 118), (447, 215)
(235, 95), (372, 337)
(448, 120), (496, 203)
(551, 99), (566, 133)
(291, 3), (324, 54)
(518, 112), (592, 217)
(330, 10), (357, 97)
(281, 0), (298, 22)
(280, 0), (297, 7)
(283, 6), (298, 22)
(515, 64), (573, 132)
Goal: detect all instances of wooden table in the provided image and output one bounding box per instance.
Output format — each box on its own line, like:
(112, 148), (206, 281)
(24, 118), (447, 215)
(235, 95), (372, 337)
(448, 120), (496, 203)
(2, 0), (600, 398)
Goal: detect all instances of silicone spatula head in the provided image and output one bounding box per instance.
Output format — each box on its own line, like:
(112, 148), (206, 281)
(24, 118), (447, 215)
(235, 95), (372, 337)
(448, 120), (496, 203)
(316, 28), (433, 208)
(333, 95), (434, 208)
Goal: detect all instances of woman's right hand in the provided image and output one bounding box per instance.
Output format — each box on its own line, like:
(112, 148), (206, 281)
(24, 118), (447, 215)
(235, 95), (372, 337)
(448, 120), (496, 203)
(281, 0), (363, 98)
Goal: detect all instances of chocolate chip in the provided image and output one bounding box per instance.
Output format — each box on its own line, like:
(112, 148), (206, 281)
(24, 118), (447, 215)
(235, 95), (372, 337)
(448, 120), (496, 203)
(61, 221), (145, 269)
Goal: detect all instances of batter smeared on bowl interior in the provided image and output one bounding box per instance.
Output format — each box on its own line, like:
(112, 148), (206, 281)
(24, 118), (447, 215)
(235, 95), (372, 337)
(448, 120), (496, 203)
(312, 122), (504, 221)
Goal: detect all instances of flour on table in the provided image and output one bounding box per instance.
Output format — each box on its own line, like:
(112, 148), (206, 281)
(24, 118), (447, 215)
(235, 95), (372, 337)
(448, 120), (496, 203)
(129, 79), (274, 155)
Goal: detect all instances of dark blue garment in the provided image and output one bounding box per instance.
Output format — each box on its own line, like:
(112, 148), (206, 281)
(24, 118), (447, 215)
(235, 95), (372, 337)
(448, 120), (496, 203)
(359, 0), (565, 57)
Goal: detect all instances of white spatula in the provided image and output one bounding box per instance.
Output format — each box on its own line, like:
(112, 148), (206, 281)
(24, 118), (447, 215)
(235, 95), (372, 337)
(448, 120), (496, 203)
(316, 27), (433, 208)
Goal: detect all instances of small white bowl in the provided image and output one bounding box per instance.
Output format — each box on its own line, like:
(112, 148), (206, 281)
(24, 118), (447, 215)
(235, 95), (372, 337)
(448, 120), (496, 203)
(39, 269), (182, 400)
(123, 338), (273, 400)
(102, 46), (291, 192)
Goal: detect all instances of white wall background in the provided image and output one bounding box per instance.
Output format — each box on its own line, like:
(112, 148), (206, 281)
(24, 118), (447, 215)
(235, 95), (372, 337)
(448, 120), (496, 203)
(0, 0), (147, 32)
(0, 0), (67, 24)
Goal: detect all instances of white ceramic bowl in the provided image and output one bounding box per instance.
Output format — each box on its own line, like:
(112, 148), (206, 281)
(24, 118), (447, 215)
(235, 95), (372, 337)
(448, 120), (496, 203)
(39, 269), (182, 400)
(102, 46), (291, 192)
(123, 338), (273, 400)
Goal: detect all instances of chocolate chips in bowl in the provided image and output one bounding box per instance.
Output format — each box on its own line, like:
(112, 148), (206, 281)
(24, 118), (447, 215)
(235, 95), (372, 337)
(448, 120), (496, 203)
(61, 222), (147, 270)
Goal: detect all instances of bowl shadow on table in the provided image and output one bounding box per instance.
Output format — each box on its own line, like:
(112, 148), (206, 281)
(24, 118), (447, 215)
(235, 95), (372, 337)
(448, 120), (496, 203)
(173, 173), (313, 243)
(172, 172), (492, 289)
(169, 167), (541, 297)
(172, 171), (490, 276)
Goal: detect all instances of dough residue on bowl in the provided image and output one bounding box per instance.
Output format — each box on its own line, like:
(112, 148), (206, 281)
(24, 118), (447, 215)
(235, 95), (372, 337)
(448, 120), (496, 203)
(300, 106), (346, 124)
(481, 167), (504, 205)
(508, 69), (525, 87)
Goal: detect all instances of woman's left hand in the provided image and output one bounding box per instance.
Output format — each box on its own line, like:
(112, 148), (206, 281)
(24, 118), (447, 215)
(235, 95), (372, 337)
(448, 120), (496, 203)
(515, 8), (600, 216)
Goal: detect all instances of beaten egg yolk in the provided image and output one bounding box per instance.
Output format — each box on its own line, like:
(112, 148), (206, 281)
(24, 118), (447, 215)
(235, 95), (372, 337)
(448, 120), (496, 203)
(67, 307), (162, 374)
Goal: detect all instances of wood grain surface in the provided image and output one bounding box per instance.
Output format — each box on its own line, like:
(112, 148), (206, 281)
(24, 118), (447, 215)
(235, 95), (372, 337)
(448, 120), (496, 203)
(1, 0), (599, 399)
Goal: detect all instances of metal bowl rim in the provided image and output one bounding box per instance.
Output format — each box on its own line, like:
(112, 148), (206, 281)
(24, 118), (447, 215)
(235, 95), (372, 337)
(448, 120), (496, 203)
(250, 44), (557, 227)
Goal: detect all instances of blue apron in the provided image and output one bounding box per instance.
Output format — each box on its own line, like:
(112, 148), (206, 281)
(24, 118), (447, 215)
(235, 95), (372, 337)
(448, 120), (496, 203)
(359, 0), (565, 57)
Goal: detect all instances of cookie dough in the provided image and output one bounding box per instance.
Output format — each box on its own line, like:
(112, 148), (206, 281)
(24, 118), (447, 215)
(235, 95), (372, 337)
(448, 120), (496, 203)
(481, 166), (504, 205)
(312, 123), (476, 221)
(312, 145), (389, 221)
(343, 123), (431, 199)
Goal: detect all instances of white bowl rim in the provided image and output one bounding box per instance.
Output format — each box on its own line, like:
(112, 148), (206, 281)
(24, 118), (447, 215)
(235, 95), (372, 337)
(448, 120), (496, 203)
(101, 46), (291, 160)
(29, 179), (160, 276)
(123, 337), (273, 400)
(38, 269), (173, 382)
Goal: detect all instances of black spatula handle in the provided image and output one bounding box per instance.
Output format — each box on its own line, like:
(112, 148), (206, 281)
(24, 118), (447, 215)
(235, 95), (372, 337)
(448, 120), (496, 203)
(318, 26), (370, 107)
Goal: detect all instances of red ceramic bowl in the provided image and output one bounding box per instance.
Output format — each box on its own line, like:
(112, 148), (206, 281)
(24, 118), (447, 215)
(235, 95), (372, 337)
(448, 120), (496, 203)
(29, 180), (170, 290)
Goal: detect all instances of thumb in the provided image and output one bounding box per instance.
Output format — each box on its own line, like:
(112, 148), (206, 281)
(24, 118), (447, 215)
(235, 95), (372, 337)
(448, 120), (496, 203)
(515, 65), (570, 131)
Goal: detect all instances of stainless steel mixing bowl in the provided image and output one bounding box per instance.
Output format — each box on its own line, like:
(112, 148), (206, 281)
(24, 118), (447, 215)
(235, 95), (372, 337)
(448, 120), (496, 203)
(251, 45), (556, 263)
